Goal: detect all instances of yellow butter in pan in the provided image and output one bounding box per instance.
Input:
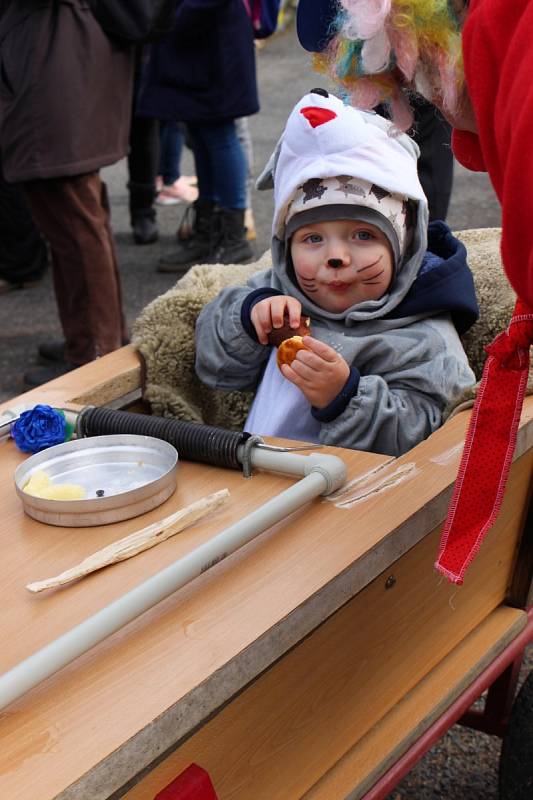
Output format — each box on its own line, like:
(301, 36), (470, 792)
(23, 469), (86, 501)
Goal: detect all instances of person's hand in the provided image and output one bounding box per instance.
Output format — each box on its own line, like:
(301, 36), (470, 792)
(251, 295), (302, 345)
(280, 336), (350, 408)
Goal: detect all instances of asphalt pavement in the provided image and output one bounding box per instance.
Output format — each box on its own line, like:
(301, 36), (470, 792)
(1, 23), (529, 800)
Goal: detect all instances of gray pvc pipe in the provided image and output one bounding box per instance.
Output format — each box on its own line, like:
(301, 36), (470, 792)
(0, 451), (346, 709)
(246, 448), (347, 494)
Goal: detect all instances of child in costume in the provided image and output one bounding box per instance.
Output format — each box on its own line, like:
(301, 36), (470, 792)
(195, 90), (478, 456)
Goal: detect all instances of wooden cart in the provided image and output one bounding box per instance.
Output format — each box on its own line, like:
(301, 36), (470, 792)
(0, 345), (531, 799)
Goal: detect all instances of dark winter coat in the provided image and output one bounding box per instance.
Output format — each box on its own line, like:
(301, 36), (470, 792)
(136, 0), (259, 124)
(0, 0), (134, 182)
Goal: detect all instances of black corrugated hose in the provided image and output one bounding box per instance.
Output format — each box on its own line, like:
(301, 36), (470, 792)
(76, 407), (247, 470)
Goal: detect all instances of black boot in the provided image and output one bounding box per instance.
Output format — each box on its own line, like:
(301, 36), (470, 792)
(132, 210), (158, 245)
(129, 180), (158, 245)
(38, 340), (66, 363)
(158, 199), (215, 273)
(209, 208), (254, 265)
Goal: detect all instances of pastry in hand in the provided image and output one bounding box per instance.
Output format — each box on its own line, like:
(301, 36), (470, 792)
(276, 335), (309, 368)
(267, 313), (311, 348)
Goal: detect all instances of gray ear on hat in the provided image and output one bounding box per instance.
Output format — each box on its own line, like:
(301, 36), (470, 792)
(255, 132), (283, 191)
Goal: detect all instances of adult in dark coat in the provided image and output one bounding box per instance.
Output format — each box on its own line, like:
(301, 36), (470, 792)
(0, 0), (134, 386)
(137, 0), (260, 271)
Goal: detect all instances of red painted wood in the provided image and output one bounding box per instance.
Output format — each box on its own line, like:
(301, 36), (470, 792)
(154, 764), (218, 800)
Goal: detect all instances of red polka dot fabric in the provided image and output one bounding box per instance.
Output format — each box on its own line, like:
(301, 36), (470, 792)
(436, 300), (533, 584)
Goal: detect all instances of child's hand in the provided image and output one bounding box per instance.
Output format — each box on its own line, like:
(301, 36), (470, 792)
(250, 295), (302, 345)
(280, 337), (350, 408)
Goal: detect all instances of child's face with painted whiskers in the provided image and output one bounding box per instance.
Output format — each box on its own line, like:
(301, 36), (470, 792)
(290, 218), (394, 313)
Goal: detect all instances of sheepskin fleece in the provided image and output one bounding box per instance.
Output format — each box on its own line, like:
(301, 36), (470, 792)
(132, 229), (532, 428)
(132, 253), (270, 429)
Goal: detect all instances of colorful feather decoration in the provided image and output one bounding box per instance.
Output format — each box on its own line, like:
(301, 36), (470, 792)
(313, 0), (465, 129)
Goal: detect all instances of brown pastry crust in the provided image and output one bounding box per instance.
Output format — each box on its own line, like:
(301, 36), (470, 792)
(267, 314), (311, 348)
(276, 336), (309, 368)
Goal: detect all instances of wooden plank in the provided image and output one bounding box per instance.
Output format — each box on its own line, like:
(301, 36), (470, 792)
(302, 606), (527, 800)
(0, 345), (141, 416)
(121, 453), (532, 800)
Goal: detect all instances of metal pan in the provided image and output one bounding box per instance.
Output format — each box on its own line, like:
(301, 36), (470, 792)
(14, 434), (178, 527)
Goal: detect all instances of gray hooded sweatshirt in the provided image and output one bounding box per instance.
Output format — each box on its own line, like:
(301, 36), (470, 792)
(195, 91), (477, 456)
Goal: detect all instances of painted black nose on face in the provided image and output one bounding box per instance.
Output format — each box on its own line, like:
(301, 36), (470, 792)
(328, 258), (343, 268)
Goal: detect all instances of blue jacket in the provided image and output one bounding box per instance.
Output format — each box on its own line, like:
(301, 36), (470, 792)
(385, 221), (478, 335)
(137, 0), (259, 123)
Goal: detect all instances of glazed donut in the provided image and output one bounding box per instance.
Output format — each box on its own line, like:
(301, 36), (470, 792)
(276, 335), (309, 368)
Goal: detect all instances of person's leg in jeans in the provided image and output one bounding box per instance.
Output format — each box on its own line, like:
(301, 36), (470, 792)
(197, 119), (253, 264)
(235, 117), (256, 240)
(22, 172), (126, 385)
(156, 121), (198, 205)
(196, 120), (247, 210)
(157, 126), (215, 272)
(160, 120), (181, 186)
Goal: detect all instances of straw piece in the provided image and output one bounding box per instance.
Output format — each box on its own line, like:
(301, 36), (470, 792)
(26, 489), (230, 593)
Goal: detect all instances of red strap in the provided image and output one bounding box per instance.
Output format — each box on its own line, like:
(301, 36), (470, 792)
(154, 764), (218, 800)
(435, 299), (533, 584)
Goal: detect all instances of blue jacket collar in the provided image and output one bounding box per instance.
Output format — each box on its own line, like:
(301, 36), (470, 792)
(385, 221), (479, 334)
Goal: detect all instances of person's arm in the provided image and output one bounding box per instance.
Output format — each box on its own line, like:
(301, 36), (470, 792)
(313, 317), (476, 456)
(316, 375), (443, 456)
(195, 277), (277, 391)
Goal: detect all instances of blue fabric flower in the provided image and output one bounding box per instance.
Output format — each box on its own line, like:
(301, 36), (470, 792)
(12, 405), (68, 453)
